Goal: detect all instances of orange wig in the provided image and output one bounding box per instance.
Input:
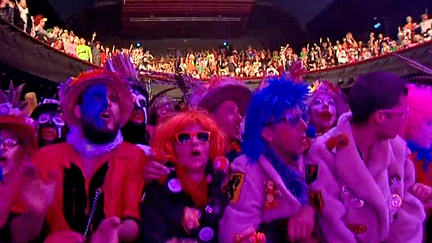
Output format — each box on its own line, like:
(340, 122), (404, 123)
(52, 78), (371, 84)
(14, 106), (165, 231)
(152, 109), (226, 163)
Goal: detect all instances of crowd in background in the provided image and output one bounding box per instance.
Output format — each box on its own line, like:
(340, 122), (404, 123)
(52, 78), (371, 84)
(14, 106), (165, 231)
(1, 0), (432, 79)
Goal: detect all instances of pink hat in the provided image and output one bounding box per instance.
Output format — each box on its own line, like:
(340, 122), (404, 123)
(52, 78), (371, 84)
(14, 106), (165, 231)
(189, 77), (252, 116)
(308, 80), (348, 118)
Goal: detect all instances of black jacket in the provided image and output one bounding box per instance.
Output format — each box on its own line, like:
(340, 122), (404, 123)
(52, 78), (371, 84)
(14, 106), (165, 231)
(13, 7), (32, 34)
(140, 162), (228, 243)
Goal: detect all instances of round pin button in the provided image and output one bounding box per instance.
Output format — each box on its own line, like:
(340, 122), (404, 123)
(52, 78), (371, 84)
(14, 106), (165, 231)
(199, 227), (214, 242)
(351, 197), (365, 208)
(342, 185), (350, 194)
(168, 178), (182, 193)
(391, 194), (402, 208)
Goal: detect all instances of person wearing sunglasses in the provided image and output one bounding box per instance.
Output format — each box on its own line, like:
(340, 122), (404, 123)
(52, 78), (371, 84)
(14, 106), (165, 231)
(219, 76), (315, 243)
(0, 83), (56, 243)
(305, 72), (425, 243)
(140, 110), (229, 243)
(30, 98), (67, 148)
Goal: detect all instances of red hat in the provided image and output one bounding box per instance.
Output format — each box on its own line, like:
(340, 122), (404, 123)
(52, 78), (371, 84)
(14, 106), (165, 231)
(59, 69), (133, 128)
(0, 82), (37, 150)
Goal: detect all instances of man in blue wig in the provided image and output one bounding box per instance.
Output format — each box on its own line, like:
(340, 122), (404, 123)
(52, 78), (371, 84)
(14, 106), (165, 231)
(219, 76), (316, 243)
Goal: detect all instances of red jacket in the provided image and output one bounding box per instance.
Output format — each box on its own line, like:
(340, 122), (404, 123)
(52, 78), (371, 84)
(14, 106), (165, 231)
(33, 142), (147, 236)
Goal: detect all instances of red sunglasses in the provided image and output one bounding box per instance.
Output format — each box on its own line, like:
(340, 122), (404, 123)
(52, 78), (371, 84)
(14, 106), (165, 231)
(175, 131), (211, 144)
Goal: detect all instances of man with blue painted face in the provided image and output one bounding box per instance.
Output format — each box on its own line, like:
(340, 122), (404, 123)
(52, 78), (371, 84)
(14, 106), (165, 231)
(31, 69), (147, 242)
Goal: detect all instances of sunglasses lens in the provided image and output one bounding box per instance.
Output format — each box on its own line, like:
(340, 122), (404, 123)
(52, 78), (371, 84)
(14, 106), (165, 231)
(53, 115), (65, 126)
(197, 132), (210, 142)
(38, 113), (51, 124)
(177, 133), (191, 144)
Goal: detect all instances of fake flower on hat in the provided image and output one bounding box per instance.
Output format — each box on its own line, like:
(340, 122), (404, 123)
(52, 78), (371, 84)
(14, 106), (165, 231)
(189, 76), (252, 117)
(59, 69), (133, 128)
(0, 82), (37, 151)
(308, 80), (348, 118)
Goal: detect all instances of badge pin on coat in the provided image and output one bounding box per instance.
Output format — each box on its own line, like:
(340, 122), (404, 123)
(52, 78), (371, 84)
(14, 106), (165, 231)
(199, 227), (214, 242)
(168, 178), (182, 193)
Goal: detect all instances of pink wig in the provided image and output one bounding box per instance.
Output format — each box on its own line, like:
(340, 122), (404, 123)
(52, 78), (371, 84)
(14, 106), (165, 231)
(402, 84), (432, 139)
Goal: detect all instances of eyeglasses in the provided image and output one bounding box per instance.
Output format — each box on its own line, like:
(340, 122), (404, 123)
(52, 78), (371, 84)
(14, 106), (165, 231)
(175, 131), (211, 144)
(382, 107), (409, 120)
(0, 138), (18, 148)
(266, 113), (309, 127)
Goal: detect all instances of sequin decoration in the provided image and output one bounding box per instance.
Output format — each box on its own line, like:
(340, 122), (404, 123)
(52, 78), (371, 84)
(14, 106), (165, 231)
(391, 194), (403, 208)
(199, 227), (214, 242)
(351, 197), (365, 208)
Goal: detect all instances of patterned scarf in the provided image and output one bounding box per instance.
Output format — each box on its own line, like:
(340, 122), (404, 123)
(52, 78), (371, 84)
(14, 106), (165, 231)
(67, 126), (123, 157)
(262, 142), (309, 205)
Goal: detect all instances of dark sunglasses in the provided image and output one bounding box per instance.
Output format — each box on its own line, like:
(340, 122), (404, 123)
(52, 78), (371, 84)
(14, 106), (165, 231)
(175, 131), (211, 144)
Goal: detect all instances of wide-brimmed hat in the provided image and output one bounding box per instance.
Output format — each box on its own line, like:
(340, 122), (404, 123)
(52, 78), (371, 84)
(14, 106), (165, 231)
(30, 99), (61, 119)
(189, 77), (252, 116)
(308, 80), (348, 118)
(59, 69), (133, 128)
(0, 82), (37, 150)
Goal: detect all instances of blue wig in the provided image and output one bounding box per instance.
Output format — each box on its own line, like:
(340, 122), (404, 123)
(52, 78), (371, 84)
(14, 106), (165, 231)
(242, 76), (309, 161)
(242, 76), (310, 205)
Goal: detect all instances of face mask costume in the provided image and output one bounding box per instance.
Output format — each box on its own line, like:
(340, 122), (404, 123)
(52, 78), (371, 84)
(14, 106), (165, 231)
(307, 80), (348, 137)
(105, 53), (150, 145)
(30, 99), (66, 148)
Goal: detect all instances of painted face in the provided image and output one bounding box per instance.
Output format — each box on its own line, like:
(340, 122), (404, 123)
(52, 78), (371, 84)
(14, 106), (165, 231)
(407, 119), (432, 149)
(310, 93), (337, 133)
(265, 108), (308, 158)
(174, 123), (210, 172)
(212, 100), (243, 141)
(130, 88), (148, 125)
(37, 110), (66, 146)
(0, 130), (21, 175)
(80, 84), (120, 133)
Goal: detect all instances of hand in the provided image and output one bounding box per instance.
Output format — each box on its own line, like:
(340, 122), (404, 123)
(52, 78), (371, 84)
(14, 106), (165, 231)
(90, 217), (121, 243)
(287, 205), (315, 242)
(233, 227), (266, 243)
(144, 154), (171, 183)
(20, 164), (56, 216)
(166, 238), (179, 243)
(93, 32), (97, 37)
(182, 207), (201, 231)
(117, 219), (139, 242)
(410, 183), (432, 209)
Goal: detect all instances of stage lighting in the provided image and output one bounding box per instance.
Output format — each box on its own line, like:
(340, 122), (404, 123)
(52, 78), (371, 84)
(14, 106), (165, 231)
(137, 42), (141, 47)
(223, 42), (228, 46)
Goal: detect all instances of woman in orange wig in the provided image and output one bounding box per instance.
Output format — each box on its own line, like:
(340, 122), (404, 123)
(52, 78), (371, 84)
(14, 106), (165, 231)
(140, 110), (229, 243)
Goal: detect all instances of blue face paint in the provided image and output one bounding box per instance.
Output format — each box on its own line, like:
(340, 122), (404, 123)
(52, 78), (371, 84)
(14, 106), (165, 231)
(80, 84), (108, 129)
